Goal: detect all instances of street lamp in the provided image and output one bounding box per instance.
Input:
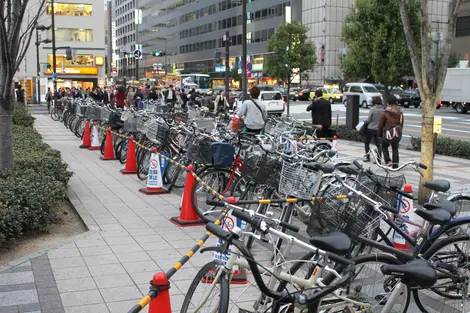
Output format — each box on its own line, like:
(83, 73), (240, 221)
(35, 25), (51, 104)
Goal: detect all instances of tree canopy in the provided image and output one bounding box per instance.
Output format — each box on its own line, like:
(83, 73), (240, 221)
(341, 0), (420, 97)
(264, 20), (316, 84)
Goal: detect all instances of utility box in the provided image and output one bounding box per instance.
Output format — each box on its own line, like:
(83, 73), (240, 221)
(346, 95), (360, 129)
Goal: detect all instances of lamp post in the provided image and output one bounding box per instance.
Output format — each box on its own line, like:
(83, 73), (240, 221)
(35, 25), (51, 104)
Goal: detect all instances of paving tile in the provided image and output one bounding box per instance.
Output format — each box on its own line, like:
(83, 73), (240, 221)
(78, 246), (114, 257)
(147, 249), (182, 261)
(18, 302), (41, 313)
(109, 244), (143, 254)
(99, 285), (142, 302)
(49, 257), (86, 270)
(114, 252), (152, 263)
(121, 260), (160, 273)
(103, 236), (137, 246)
(82, 254), (120, 267)
(87, 264), (126, 277)
(64, 303), (110, 313)
(93, 274), (135, 289)
(48, 248), (81, 259)
(0, 272), (34, 286)
(56, 277), (97, 293)
(0, 305), (17, 313)
(106, 299), (141, 313)
(52, 267), (90, 280)
(60, 289), (103, 307)
(36, 286), (59, 296)
(75, 238), (108, 248)
(0, 289), (38, 306)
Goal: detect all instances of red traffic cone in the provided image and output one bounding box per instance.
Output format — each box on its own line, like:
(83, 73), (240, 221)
(139, 147), (170, 195)
(88, 122), (101, 150)
(120, 136), (137, 174)
(148, 272), (172, 313)
(79, 121), (91, 149)
(170, 165), (205, 227)
(100, 128), (117, 160)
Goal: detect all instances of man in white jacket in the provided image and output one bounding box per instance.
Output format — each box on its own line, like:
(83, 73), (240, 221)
(214, 90), (229, 113)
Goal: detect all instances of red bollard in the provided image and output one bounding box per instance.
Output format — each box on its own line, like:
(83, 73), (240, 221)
(148, 272), (172, 313)
(120, 136), (137, 174)
(170, 165), (205, 227)
(100, 128), (117, 160)
(79, 121), (91, 149)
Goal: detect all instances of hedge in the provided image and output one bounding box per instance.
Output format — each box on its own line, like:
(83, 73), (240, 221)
(332, 124), (470, 160)
(0, 103), (72, 245)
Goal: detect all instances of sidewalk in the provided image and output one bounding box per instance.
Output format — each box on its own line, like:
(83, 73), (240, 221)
(1, 115), (469, 313)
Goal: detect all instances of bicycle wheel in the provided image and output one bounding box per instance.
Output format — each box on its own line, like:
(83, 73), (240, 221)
(137, 148), (152, 181)
(51, 108), (60, 121)
(180, 261), (229, 313)
(115, 139), (128, 164)
(192, 168), (238, 223)
(164, 156), (187, 188)
(413, 235), (470, 313)
(75, 117), (86, 138)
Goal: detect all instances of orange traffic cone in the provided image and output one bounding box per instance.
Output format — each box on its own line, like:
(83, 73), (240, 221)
(79, 121), (91, 149)
(120, 136), (137, 174)
(100, 128), (117, 160)
(139, 148), (170, 195)
(148, 272), (172, 313)
(88, 122), (101, 150)
(170, 165), (205, 226)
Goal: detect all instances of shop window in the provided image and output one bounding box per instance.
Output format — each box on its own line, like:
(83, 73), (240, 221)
(47, 2), (92, 16)
(456, 16), (470, 37)
(50, 28), (93, 42)
(48, 54), (94, 67)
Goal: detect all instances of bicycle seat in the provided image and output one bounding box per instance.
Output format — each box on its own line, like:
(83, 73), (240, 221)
(335, 164), (360, 176)
(415, 208), (452, 226)
(381, 259), (437, 288)
(309, 232), (351, 255)
(423, 180), (450, 193)
(304, 162), (335, 174)
(423, 200), (456, 215)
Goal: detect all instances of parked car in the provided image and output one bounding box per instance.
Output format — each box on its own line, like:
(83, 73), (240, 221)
(297, 89), (311, 101)
(389, 87), (412, 108)
(310, 87), (343, 104)
(404, 89), (421, 108)
(342, 83), (383, 108)
(290, 88), (299, 101)
(258, 91), (285, 115)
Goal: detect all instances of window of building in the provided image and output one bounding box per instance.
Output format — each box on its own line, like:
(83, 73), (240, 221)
(47, 2), (92, 16)
(456, 16), (470, 37)
(50, 28), (93, 42)
(47, 54), (94, 67)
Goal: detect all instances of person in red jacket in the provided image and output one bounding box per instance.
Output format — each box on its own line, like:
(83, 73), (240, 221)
(114, 86), (126, 108)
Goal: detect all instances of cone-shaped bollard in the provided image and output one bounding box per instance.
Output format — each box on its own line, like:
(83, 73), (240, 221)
(79, 121), (91, 149)
(170, 165), (205, 227)
(148, 272), (172, 313)
(139, 147), (170, 195)
(100, 128), (117, 160)
(120, 136), (137, 174)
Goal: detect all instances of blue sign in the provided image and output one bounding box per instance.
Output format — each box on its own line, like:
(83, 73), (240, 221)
(52, 72), (58, 79)
(159, 154), (168, 175)
(214, 66), (225, 73)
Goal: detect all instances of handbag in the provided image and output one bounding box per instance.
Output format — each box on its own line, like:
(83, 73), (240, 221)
(356, 120), (368, 135)
(385, 113), (403, 141)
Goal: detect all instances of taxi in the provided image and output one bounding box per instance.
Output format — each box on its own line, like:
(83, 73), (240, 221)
(309, 85), (343, 104)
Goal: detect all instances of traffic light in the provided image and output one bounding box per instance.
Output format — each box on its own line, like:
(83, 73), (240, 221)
(47, 64), (51, 71)
(65, 47), (72, 60)
(153, 51), (165, 57)
(215, 50), (222, 64)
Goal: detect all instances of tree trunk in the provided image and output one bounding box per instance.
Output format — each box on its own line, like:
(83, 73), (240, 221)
(0, 99), (14, 171)
(418, 98), (436, 204)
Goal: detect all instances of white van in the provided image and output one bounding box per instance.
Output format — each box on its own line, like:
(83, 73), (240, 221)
(343, 83), (383, 108)
(258, 91), (284, 115)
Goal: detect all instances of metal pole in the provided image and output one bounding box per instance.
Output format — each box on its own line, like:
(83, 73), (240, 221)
(241, 0), (247, 100)
(51, 0), (57, 106)
(135, 1), (139, 81)
(224, 31), (230, 97)
(286, 36), (292, 115)
(36, 29), (41, 104)
(165, 39), (168, 76)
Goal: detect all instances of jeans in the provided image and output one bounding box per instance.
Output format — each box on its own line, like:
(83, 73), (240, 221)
(381, 138), (400, 168)
(365, 129), (381, 162)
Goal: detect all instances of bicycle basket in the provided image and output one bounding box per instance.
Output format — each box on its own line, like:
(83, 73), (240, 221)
(156, 121), (170, 144)
(210, 142), (234, 167)
(124, 115), (137, 132)
(173, 112), (189, 124)
(195, 118), (214, 134)
(355, 174), (406, 207)
(145, 120), (158, 140)
(136, 115), (149, 133)
(307, 191), (382, 239)
(278, 160), (321, 198)
(100, 107), (110, 121)
(187, 137), (211, 164)
(241, 152), (282, 187)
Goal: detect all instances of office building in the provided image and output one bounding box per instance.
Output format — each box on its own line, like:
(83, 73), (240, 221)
(453, 0), (470, 61)
(302, 0), (451, 86)
(135, 0), (301, 87)
(112, 0), (137, 81)
(16, 0), (106, 101)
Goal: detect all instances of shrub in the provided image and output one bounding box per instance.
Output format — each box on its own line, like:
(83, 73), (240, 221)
(332, 125), (364, 143)
(0, 114), (72, 246)
(409, 136), (470, 160)
(12, 102), (35, 127)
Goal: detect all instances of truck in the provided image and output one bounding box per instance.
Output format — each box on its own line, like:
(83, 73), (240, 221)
(440, 68), (470, 113)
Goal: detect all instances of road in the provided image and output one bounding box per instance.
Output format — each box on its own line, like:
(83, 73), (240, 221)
(288, 100), (470, 143)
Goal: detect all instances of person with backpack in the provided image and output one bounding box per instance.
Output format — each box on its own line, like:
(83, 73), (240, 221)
(363, 97), (384, 163)
(377, 95), (404, 169)
(214, 90), (229, 114)
(236, 86), (267, 134)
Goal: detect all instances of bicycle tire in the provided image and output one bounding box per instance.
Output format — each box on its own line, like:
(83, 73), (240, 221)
(192, 168), (238, 223)
(118, 140), (129, 164)
(137, 147), (153, 181)
(74, 117), (86, 138)
(180, 261), (229, 313)
(50, 108), (60, 121)
(164, 156), (186, 188)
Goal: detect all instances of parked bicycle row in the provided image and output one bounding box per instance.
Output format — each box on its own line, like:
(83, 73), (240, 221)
(49, 97), (470, 313)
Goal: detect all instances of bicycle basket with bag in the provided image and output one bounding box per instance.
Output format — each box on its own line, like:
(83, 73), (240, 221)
(210, 142), (235, 167)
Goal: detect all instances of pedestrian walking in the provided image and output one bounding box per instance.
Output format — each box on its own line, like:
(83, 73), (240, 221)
(45, 87), (52, 112)
(127, 87), (136, 108)
(214, 90), (229, 114)
(16, 85), (25, 103)
(377, 95), (404, 169)
(114, 86), (127, 108)
(363, 98), (384, 163)
(306, 89), (332, 138)
(164, 84), (177, 106)
(236, 86), (267, 134)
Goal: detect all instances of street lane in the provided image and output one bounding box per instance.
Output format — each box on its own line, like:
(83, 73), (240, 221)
(288, 101), (470, 143)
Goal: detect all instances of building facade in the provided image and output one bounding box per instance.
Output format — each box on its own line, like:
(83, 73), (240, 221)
(302, 0), (451, 86)
(453, 0), (470, 61)
(16, 0), (106, 102)
(128, 0), (301, 86)
(112, 0), (137, 81)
